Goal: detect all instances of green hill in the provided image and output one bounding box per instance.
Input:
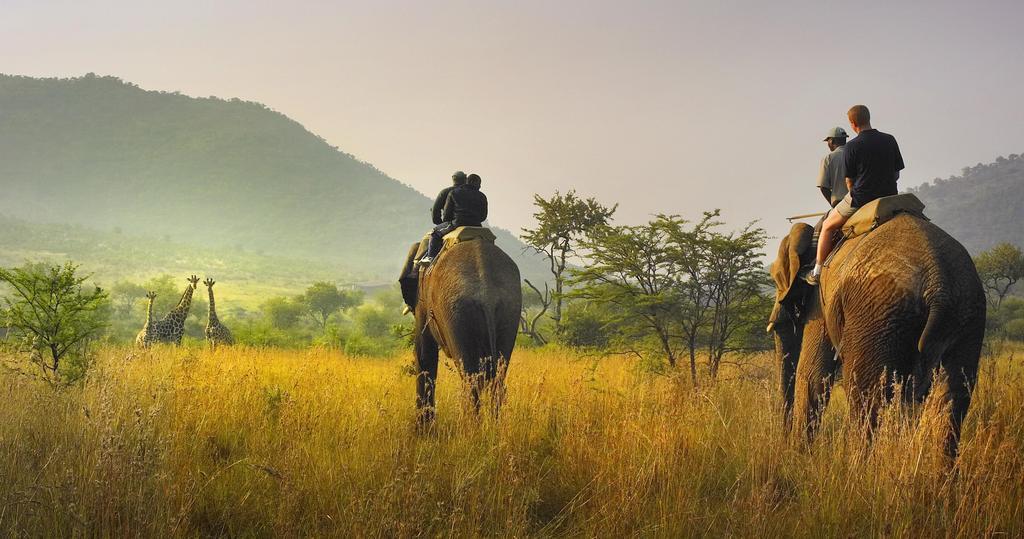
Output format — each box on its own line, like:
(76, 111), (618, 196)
(908, 153), (1024, 254)
(0, 73), (543, 280)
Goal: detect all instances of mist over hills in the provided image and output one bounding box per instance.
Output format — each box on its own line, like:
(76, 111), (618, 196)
(0, 73), (542, 281)
(909, 153), (1024, 254)
(1, 72), (1019, 291)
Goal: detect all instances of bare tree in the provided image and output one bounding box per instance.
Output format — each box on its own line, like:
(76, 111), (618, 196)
(520, 280), (551, 345)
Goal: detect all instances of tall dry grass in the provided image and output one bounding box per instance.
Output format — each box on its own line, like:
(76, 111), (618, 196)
(0, 344), (1021, 537)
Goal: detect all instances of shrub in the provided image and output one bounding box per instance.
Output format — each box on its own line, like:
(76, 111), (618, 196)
(0, 262), (109, 384)
(1005, 319), (1024, 341)
(558, 304), (611, 349)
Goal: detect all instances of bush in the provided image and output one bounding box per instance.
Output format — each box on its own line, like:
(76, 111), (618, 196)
(343, 333), (395, 357)
(337, 302), (411, 357)
(558, 303), (612, 349)
(261, 296), (306, 330)
(353, 306), (393, 339)
(0, 262), (109, 384)
(233, 320), (311, 348)
(1005, 319), (1024, 341)
(985, 297), (1024, 341)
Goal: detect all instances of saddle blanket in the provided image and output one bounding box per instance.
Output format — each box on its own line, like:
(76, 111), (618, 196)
(842, 193), (926, 239)
(442, 226), (496, 250)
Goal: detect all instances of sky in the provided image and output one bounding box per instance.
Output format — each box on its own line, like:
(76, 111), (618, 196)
(4, 0), (1024, 242)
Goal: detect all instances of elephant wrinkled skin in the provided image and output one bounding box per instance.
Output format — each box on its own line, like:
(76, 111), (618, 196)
(412, 238), (522, 427)
(771, 213), (986, 458)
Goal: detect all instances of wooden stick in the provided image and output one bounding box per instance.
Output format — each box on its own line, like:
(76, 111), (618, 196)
(786, 212), (827, 222)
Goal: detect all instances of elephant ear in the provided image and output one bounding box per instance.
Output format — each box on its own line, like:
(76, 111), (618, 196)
(769, 223), (815, 322)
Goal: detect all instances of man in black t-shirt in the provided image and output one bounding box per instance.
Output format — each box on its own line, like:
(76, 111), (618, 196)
(809, 105), (904, 284)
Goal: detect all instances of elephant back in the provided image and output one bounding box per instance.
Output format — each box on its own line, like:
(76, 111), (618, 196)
(419, 239), (522, 360)
(421, 239), (521, 308)
(820, 212), (984, 325)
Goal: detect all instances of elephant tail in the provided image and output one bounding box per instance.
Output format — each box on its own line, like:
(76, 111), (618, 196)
(918, 298), (954, 367)
(479, 302), (500, 366)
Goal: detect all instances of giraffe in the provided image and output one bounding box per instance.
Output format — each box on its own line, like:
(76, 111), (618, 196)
(149, 275), (200, 345)
(134, 291), (158, 347)
(203, 278), (234, 347)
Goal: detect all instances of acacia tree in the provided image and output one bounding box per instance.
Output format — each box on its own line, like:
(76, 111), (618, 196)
(702, 222), (770, 378)
(975, 243), (1024, 310)
(568, 223), (680, 367)
(0, 262), (109, 383)
(299, 282), (363, 330)
(656, 212), (719, 384)
(521, 191), (616, 330)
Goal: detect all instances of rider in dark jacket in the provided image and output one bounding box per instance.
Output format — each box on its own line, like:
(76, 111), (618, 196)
(419, 173), (488, 265)
(432, 171), (467, 224)
(442, 178), (488, 227)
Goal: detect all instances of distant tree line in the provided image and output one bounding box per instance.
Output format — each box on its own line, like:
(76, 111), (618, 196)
(0, 262), (415, 385)
(110, 276), (407, 355)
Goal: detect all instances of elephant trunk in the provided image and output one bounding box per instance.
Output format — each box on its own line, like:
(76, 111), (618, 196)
(772, 307), (800, 432)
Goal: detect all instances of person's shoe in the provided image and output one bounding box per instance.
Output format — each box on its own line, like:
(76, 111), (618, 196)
(401, 305), (412, 316)
(802, 263), (822, 286)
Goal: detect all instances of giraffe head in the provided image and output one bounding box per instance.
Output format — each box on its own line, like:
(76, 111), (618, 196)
(146, 291), (157, 300)
(187, 275), (200, 289)
(203, 278), (216, 288)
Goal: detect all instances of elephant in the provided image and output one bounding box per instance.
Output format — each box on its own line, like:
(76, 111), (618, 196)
(405, 236), (522, 428)
(768, 213), (986, 458)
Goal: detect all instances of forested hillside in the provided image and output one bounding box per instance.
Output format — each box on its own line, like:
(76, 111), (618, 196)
(909, 153), (1024, 253)
(0, 73), (542, 280)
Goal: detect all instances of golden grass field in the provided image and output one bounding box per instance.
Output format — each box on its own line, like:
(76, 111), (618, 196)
(1, 344), (1022, 537)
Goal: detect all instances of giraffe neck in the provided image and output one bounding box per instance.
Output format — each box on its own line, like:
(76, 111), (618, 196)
(167, 285), (195, 322)
(207, 286), (219, 323)
(143, 297), (155, 332)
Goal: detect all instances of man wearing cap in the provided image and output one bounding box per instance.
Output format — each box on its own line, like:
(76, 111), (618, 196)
(809, 105), (904, 284)
(818, 127), (849, 207)
(810, 127), (849, 249)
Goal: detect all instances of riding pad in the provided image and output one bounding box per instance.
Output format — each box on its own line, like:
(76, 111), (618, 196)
(842, 193), (927, 239)
(442, 226), (496, 250)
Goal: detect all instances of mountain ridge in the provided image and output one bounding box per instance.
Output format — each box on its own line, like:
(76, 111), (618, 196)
(0, 73), (544, 281)
(907, 152), (1024, 254)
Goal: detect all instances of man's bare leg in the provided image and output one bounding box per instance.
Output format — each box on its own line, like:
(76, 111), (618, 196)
(812, 209), (847, 281)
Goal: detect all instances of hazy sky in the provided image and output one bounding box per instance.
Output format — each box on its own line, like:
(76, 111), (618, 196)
(4, 0), (1023, 242)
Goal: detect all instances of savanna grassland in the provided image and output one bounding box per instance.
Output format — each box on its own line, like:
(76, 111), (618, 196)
(1, 345), (1022, 537)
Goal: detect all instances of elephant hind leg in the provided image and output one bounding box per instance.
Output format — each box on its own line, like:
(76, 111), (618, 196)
(415, 330), (440, 432)
(462, 357), (504, 419)
(792, 320), (839, 445)
(935, 330), (983, 459)
(491, 346), (515, 419)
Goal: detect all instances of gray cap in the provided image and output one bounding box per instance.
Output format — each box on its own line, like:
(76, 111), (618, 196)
(823, 127), (848, 141)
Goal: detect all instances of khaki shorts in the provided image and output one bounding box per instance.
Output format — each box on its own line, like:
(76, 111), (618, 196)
(833, 193), (858, 218)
